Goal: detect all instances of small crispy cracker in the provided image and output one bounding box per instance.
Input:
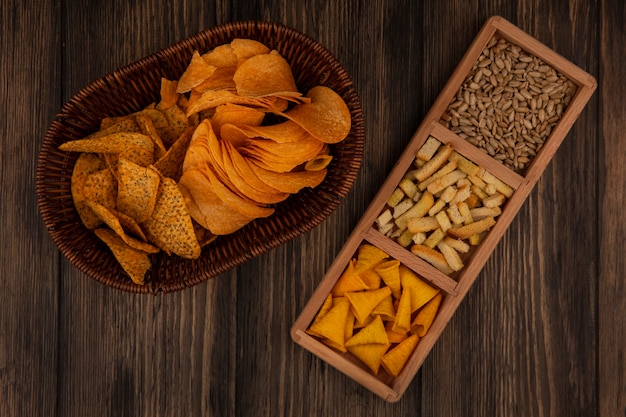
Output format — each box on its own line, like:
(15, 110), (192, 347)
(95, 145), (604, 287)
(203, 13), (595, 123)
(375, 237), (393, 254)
(415, 142), (454, 182)
(447, 216), (496, 240)
(411, 243), (454, 275)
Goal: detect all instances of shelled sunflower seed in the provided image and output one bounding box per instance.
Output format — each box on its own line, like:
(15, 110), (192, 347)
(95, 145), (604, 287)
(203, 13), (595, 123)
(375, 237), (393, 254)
(439, 37), (578, 174)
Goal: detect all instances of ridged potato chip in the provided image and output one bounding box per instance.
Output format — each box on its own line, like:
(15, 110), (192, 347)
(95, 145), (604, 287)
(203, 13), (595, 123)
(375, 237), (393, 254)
(279, 86), (351, 144)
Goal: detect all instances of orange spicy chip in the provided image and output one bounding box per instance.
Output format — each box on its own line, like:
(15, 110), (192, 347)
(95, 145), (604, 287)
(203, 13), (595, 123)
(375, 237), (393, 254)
(353, 244), (389, 275)
(210, 104), (265, 135)
(279, 86), (351, 144)
(230, 38), (271, 64)
(331, 259), (369, 296)
(220, 139), (290, 205)
(141, 177), (201, 259)
(116, 159), (161, 223)
(345, 286), (392, 324)
(135, 112), (167, 159)
(347, 342), (391, 375)
(110, 208), (148, 243)
(345, 315), (389, 347)
(233, 50), (300, 98)
(242, 135), (325, 166)
(59, 132), (154, 155)
(391, 289), (412, 334)
(370, 294), (396, 321)
(222, 119), (309, 144)
(381, 333), (420, 378)
(176, 51), (217, 94)
(223, 139), (287, 197)
(153, 126), (194, 181)
(305, 154), (333, 171)
(185, 89), (276, 117)
(411, 293), (443, 337)
(246, 160), (327, 193)
(159, 78), (179, 110)
(86, 201), (159, 254)
(71, 153), (108, 229)
(178, 169), (254, 235)
(374, 259), (402, 299)
(94, 228), (152, 285)
(160, 103), (192, 146)
(307, 296), (351, 352)
(399, 265), (439, 312)
(199, 163), (274, 220)
(182, 119), (221, 174)
(81, 167), (118, 212)
(90, 118), (140, 138)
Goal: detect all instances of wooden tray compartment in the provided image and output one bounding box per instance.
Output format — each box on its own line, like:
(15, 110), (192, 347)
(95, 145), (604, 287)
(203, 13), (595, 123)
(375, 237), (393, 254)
(292, 237), (453, 401)
(292, 16), (596, 402)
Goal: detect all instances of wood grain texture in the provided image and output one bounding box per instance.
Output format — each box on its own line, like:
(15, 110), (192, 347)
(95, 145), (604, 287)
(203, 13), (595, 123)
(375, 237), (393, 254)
(0, 0), (622, 415)
(599, 0), (626, 415)
(0, 1), (61, 416)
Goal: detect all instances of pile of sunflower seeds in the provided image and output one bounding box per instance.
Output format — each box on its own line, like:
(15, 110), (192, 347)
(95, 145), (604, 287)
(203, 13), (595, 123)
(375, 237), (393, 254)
(439, 37), (578, 174)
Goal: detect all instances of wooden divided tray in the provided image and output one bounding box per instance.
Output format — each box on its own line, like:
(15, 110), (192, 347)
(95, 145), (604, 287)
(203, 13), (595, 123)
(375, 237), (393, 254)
(291, 16), (596, 402)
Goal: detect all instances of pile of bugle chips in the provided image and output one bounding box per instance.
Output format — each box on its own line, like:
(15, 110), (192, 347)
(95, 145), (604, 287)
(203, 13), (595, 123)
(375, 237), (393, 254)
(306, 244), (443, 378)
(59, 38), (352, 284)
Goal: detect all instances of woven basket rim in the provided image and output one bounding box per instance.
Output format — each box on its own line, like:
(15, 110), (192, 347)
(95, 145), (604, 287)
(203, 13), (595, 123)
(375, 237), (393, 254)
(36, 21), (365, 294)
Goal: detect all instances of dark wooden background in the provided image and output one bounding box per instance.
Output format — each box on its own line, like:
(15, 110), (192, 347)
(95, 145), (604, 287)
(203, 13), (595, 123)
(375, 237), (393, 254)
(1, 0), (624, 415)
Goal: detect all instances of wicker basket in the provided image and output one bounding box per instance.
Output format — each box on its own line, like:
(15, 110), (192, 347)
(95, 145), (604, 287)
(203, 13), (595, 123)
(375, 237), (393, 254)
(36, 21), (365, 294)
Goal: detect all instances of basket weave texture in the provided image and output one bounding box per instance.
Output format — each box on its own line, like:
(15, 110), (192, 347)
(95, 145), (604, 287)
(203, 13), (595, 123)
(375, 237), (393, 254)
(36, 21), (365, 294)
